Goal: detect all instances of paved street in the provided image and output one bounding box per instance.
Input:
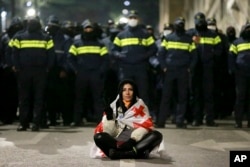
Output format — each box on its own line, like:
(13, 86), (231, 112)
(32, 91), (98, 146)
(1, 119), (250, 167)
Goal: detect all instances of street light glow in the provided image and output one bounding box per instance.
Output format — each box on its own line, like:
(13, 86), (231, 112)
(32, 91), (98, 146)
(26, 1), (33, 7)
(1, 11), (7, 17)
(122, 9), (129, 15)
(26, 8), (36, 17)
(119, 17), (128, 24)
(124, 1), (130, 6)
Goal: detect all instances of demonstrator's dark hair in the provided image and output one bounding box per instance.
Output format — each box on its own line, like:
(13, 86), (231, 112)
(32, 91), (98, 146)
(116, 79), (139, 112)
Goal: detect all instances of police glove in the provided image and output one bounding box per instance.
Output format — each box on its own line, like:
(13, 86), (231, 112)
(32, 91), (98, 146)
(105, 106), (114, 120)
(118, 138), (137, 151)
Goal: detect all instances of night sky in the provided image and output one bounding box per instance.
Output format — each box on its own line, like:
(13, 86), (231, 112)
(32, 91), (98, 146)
(39, 0), (159, 28)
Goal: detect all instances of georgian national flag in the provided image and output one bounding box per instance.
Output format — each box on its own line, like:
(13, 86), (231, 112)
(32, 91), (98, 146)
(117, 99), (154, 130)
(91, 98), (154, 158)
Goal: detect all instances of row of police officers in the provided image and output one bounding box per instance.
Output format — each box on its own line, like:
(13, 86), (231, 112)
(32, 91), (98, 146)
(0, 10), (250, 131)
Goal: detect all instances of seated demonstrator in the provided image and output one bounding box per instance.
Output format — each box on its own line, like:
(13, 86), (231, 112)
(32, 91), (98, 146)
(93, 79), (163, 159)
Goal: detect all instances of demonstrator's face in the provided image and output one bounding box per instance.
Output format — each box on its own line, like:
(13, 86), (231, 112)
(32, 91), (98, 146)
(122, 84), (134, 102)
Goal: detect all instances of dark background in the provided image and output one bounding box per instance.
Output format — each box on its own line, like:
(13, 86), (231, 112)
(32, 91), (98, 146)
(1, 0), (159, 29)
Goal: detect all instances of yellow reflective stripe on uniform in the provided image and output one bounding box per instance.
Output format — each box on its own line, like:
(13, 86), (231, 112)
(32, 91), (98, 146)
(12, 39), (53, 49)
(161, 40), (195, 52)
(120, 38), (140, 46)
(114, 36), (154, 47)
(236, 43), (250, 52)
(229, 44), (237, 54)
(100, 46), (108, 56)
(199, 36), (221, 45)
(72, 46), (106, 56)
(113, 37), (121, 46)
(214, 35), (221, 44)
(13, 39), (21, 48)
(189, 42), (196, 52)
(167, 41), (190, 50)
(146, 36), (155, 46)
(46, 39), (54, 49)
(69, 45), (78, 56)
(199, 37), (214, 44)
(160, 39), (167, 47)
(8, 39), (14, 47)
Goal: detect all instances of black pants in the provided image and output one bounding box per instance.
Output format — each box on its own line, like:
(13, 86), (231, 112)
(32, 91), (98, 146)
(17, 68), (47, 127)
(45, 67), (74, 125)
(0, 67), (18, 124)
(158, 69), (189, 125)
(73, 70), (104, 124)
(94, 130), (163, 158)
(235, 72), (250, 123)
(191, 66), (214, 123)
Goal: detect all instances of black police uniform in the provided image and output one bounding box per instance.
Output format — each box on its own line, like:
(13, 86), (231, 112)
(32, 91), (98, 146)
(112, 10), (157, 108)
(228, 23), (250, 128)
(157, 17), (197, 128)
(207, 18), (234, 119)
(0, 17), (23, 124)
(45, 15), (74, 126)
(68, 20), (108, 125)
(12, 18), (55, 131)
(187, 12), (222, 127)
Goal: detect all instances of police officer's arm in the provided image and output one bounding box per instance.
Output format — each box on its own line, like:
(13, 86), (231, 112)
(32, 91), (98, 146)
(67, 44), (78, 74)
(46, 37), (55, 72)
(111, 36), (126, 59)
(145, 36), (158, 59)
(11, 37), (21, 72)
(157, 38), (168, 72)
(189, 42), (198, 72)
(61, 38), (74, 74)
(99, 44), (109, 76)
(213, 34), (223, 59)
(6, 40), (14, 68)
(228, 42), (237, 74)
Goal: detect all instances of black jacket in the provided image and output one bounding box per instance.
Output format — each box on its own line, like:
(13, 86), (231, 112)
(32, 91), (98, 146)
(158, 31), (197, 71)
(112, 25), (157, 65)
(68, 34), (108, 73)
(229, 37), (250, 75)
(187, 28), (222, 66)
(12, 30), (55, 70)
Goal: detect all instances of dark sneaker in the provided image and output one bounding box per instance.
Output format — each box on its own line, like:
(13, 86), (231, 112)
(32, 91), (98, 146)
(31, 125), (40, 132)
(176, 123), (187, 129)
(234, 123), (242, 128)
(206, 121), (218, 127)
(192, 121), (203, 126)
(17, 125), (27, 131)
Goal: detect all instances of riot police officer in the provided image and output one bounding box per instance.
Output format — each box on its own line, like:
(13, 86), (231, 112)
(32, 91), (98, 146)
(68, 19), (108, 126)
(157, 17), (197, 128)
(112, 10), (157, 109)
(187, 12), (222, 127)
(12, 18), (55, 131)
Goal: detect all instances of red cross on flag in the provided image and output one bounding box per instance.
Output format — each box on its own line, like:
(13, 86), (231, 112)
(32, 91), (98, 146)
(117, 99), (154, 130)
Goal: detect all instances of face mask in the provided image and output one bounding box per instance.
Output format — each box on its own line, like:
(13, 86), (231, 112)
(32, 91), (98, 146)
(163, 30), (172, 36)
(207, 25), (216, 31)
(128, 19), (138, 27)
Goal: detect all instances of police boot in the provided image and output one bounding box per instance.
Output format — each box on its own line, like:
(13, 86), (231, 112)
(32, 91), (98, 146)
(109, 148), (137, 160)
